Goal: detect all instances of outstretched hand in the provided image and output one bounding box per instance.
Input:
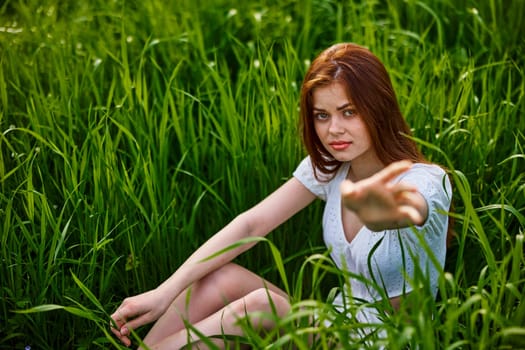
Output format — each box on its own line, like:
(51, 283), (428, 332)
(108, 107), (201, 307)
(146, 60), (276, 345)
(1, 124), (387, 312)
(340, 160), (428, 231)
(110, 288), (169, 347)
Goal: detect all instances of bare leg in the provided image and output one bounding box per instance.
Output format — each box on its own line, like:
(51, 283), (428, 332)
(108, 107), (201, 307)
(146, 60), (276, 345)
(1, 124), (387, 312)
(149, 288), (290, 349)
(139, 263), (289, 349)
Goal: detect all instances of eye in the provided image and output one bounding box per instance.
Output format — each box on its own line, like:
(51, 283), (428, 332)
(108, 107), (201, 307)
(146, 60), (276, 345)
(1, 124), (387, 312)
(342, 109), (355, 117)
(314, 112), (329, 121)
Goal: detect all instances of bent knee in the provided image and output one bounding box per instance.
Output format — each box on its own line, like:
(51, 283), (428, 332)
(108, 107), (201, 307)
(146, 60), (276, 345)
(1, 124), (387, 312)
(190, 263), (240, 297)
(243, 288), (290, 316)
(222, 288), (289, 330)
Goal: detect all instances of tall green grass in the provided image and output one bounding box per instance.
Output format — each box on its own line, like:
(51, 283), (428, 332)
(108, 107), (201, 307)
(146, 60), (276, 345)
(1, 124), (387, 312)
(1, 0), (523, 348)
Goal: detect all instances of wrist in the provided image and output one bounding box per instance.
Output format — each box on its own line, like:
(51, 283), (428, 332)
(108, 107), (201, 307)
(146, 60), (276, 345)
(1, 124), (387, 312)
(156, 268), (190, 304)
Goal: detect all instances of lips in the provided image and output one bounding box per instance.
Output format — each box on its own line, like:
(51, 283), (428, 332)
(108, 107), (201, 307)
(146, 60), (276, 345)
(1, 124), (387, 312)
(329, 141), (351, 151)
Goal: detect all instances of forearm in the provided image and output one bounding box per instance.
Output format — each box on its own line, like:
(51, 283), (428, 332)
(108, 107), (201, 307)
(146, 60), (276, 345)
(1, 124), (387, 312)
(110, 177), (314, 345)
(152, 177), (315, 304)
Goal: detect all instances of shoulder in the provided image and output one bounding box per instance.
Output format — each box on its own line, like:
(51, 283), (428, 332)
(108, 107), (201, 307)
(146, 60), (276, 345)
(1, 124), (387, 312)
(399, 162), (452, 211)
(293, 156), (346, 201)
(405, 163), (447, 176)
(292, 156), (326, 200)
(398, 163), (450, 188)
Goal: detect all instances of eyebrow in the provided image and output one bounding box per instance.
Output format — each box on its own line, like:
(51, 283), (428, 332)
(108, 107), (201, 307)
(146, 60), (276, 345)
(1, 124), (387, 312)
(313, 102), (354, 111)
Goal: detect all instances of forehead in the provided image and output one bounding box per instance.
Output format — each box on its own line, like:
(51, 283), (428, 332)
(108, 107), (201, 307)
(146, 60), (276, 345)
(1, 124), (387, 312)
(312, 82), (352, 107)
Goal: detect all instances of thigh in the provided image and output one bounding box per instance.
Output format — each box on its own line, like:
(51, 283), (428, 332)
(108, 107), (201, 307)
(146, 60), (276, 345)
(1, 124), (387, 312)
(198, 263), (288, 301)
(142, 263), (287, 346)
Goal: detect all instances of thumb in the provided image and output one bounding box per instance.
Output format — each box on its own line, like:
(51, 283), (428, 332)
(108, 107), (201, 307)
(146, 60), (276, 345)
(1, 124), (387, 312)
(340, 179), (356, 196)
(121, 313), (154, 335)
(341, 179), (366, 203)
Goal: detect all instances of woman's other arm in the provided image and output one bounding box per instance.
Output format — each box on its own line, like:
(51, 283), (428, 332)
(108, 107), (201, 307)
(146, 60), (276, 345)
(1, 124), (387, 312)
(110, 177), (316, 343)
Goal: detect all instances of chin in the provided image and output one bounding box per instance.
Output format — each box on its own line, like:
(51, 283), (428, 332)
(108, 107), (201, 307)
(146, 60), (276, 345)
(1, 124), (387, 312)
(333, 155), (353, 162)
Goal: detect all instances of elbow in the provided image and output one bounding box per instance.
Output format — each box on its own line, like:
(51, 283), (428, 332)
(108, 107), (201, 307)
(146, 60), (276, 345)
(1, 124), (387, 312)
(235, 210), (267, 238)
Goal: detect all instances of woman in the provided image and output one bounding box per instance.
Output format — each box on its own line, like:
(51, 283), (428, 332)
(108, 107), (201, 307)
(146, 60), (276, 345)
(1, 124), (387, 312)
(110, 43), (452, 349)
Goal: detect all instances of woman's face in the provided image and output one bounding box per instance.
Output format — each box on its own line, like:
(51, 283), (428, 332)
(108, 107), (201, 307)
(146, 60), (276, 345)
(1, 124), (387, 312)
(312, 82), (379, 167)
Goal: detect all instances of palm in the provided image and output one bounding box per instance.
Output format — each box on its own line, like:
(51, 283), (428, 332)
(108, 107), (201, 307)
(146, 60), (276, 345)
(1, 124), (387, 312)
(340, 161), (426, 231)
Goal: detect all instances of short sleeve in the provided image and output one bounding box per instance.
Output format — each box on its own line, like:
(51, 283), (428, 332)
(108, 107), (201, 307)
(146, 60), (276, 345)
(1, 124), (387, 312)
(293, 156), (327, 201)
(397, 164), (452, 232)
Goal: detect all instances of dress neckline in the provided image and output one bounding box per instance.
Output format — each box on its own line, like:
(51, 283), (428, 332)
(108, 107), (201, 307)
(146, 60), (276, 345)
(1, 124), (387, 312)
(337, 162), (366, 246)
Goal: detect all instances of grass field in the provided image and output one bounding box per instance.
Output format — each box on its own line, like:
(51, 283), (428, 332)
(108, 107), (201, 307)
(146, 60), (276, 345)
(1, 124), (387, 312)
(1, 0), (524, 348)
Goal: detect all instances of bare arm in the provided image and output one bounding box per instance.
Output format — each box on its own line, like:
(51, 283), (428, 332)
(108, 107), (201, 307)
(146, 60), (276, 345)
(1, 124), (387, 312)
(158, 177), (316, 298)
(110, 177), (316, 340)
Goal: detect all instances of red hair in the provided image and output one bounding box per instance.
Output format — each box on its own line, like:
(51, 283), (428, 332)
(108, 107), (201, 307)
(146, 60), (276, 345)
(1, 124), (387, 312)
(299, 43), (425, 180)
(299, 43), (454, 245)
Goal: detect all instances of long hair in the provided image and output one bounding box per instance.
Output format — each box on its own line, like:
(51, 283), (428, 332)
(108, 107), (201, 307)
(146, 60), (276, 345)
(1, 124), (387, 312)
(299, 43), (425, 180)
(299, 42), (454, 245)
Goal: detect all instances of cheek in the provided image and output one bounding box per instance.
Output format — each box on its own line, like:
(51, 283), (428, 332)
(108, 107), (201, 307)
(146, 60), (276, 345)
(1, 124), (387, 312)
(359, 132), (372, 148)
(313, 122), (323, 138)
(356, 121), (372, 141)
(312, 123), (328, 149)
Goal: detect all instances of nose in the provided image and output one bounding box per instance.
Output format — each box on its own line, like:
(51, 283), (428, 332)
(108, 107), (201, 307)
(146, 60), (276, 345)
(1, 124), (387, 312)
(328, 115), (344, 134)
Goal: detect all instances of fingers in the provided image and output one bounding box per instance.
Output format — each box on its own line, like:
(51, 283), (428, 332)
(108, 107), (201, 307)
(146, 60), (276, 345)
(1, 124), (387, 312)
(110, 306), (155, 347)
(398, 205), (424, 226)
(340, 180), (367, 212)
(110, 306), (137, 347)
(387, 159), (413, 174)
(372, 160), (412, 183)
(340, 179), (357, 197)
(341, 161), (413, 199)
(120, 313), (152, 335)
(110, 322), (131, 347)
(110, 325), (132, 347)
(393, 189), (426, 226)
(400, 190), (428, 225)
(389, 180), (417, 193)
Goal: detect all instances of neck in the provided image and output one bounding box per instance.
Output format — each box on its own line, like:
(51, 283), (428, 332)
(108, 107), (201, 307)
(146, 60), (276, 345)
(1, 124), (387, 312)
(346, 157), (385, 181)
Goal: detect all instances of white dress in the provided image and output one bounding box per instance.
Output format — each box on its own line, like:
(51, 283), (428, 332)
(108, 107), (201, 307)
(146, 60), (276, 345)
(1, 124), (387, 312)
(293, 156), (452, 323)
